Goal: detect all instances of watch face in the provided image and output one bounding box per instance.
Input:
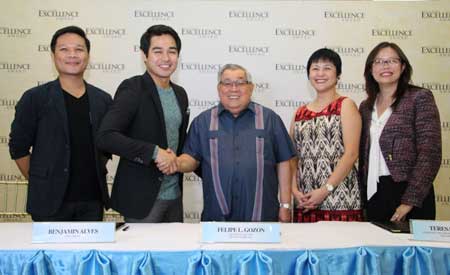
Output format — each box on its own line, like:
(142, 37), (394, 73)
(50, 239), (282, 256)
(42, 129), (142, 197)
(326, 184), (334, 192)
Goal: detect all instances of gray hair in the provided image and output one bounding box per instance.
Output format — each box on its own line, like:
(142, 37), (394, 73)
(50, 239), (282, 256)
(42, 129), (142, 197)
(217, 64), (253, 83)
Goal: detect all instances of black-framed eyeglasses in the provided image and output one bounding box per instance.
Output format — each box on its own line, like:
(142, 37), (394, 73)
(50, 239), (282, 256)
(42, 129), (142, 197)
(372, 58), (401, 67)
(219, 80), (250, 88)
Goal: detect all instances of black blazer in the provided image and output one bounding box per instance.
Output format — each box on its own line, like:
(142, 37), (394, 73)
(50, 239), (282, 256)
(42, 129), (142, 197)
(9, 79), (112, 216)
(97, 72), (189, 219)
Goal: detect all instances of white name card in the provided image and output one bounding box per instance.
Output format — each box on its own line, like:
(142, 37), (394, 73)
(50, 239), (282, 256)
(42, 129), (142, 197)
(201, 222), (281, 243)
(411, 220), (450, 242)
(32, 222), (115, 243)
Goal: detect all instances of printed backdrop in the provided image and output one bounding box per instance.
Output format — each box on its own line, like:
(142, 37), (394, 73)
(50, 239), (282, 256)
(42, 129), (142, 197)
(0, 1), (449, 221)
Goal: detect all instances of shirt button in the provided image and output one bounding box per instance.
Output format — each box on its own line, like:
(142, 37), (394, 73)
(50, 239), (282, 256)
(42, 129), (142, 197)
(158, 176), (163, 181)
(64, 168), (68, 173)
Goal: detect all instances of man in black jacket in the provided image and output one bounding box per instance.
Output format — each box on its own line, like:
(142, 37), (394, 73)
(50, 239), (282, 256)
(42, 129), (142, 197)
(9, 26), (112, 221)
(97, 25), (189, 222)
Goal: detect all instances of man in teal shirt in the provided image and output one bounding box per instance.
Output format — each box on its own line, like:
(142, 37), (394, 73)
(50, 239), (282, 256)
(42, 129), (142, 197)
(97, 25), (189, 222)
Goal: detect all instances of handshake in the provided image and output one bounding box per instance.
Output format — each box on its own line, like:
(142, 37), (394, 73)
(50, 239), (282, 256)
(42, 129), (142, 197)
(155, 148), (179, 175)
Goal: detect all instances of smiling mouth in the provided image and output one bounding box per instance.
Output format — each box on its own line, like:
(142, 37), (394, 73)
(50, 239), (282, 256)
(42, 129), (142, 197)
(314, 79), (328, 83)
(380, 72), (393, 76)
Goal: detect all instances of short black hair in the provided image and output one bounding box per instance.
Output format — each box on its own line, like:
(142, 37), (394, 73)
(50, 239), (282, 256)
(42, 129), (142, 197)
(140, 25), (181, 57)
(306, 48), (342, 78)
(50, 26), (90, 53)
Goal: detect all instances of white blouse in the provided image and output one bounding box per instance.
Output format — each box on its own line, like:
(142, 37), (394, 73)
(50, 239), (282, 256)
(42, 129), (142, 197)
(367, 103), (392, 200)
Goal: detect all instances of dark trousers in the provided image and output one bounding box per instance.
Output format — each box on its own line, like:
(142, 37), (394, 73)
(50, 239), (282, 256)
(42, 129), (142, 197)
(125, 197), (183, 223)
(31, 200), (104, 221)
(366, 176), (435, 221)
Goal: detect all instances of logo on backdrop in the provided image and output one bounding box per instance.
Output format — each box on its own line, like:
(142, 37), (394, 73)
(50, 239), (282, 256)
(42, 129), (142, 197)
(228, 10), (269, 21)
(85, 27), (126, 39)
(37, 44), (50, 52)
(421, 47), (450, 57)
(421, 11), (450, 21)
(337, 82), (365, 94)
(181, 28), (222, 39)
(324, 11), (365, 22)
(442, 121), (450, 131)
(254, 82), (270, 93)
(274, 28), (316, 40)
(189, 99), (219, 110)
(38, 10), (79, 20)
(107, 175), (115, 184)
(229, 45), (269, 56)
(275, 63), (307, 74)
(442, 158), (450, 169)
(0, 174), (27, 182)
(180, 63), (222, 74)
(0, 136), (8, 145)
(0, 98), (18, 110)
(436, 194), (450, 206)
(133, 10), (175, 21)
(0, 27), (31, 38)
(0, 62), (30, 73)
(371, 29), (413, 40)
(326, 46), (365, 57)
(87, 63), (125, 73)
(421, 82), (450, 94)
(184, 173), (202, 184)
(184, 211), (201, 221)
(275, 99), (308, 108)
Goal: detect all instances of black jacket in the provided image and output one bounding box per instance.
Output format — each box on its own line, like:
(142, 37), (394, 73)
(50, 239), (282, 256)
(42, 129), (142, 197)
(9, 79), (112, 216)
(96, 72), (189, 219)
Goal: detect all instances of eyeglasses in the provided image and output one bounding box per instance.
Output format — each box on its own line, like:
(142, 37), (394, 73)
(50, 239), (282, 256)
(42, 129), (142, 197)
(219, 80), (250, 88)
(372, 58), (401, 67)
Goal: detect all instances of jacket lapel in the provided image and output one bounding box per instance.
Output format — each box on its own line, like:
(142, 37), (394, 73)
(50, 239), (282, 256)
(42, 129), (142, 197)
(380, 101), (400, 140)
(142, 72), (167, 145)
(86, 83), (99, 129)
(51, 79), (70, 142)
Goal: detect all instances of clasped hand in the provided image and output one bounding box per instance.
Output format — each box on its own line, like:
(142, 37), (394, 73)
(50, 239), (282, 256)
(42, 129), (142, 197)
(293, 187), (328, 212)
(155, 148), (178, 175)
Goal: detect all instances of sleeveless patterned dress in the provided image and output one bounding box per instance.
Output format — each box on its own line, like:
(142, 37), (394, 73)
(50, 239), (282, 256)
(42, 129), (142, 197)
(293, 96), (362, 222)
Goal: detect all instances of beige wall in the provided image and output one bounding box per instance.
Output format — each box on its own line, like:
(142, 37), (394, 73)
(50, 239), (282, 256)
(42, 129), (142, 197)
(1, 1), (449, 221)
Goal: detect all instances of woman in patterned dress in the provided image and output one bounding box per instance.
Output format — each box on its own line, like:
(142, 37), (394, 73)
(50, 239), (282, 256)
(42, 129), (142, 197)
(290, 48), (363, 222)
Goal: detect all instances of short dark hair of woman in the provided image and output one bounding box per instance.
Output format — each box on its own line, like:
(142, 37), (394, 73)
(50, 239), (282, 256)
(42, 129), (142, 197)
(306, 48), (342, 79)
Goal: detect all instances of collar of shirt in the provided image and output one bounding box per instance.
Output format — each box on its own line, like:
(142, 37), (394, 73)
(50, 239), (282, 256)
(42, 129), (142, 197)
(217, 101), (255, 117)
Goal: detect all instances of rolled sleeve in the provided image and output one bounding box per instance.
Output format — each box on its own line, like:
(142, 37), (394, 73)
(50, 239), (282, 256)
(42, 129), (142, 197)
(271, 113), (296, 163)
(9, 91), (36, 159)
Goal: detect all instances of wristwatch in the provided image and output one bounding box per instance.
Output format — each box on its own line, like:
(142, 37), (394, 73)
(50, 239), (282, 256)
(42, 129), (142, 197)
(325, 183), (334, 193)
(279, 203), (291, 209)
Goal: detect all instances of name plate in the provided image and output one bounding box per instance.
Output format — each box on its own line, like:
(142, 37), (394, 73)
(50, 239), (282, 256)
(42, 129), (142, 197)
(411, 220), (450, 242)
(202, 222), (280, 243)
(32, 222), (115, 243)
